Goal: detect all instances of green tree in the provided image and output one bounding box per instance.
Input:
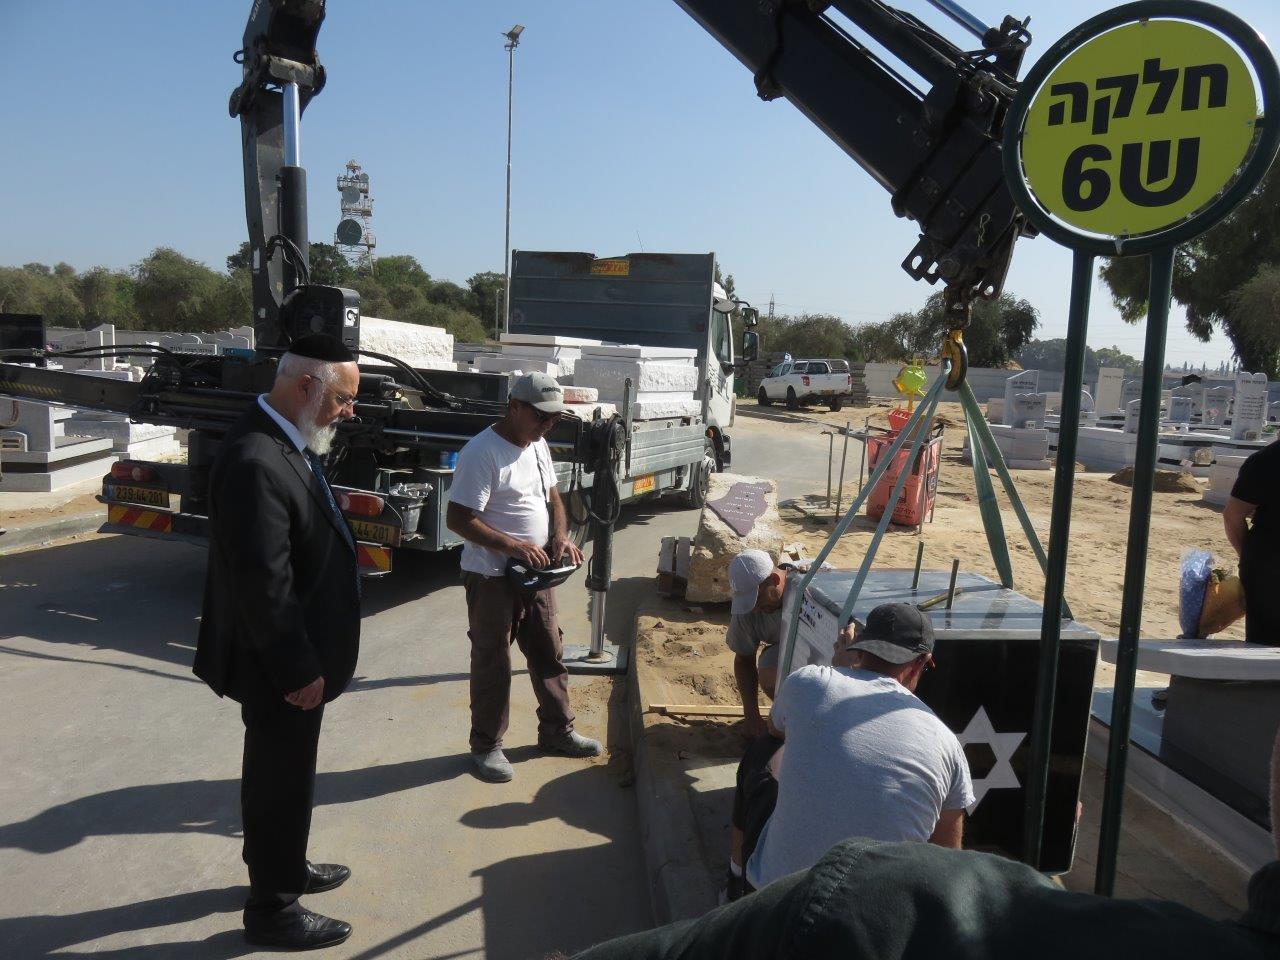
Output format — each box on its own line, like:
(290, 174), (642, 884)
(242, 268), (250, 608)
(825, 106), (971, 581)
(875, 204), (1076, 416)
(131, 247), (224, 331)
(852, 291), (1039, 366)
(78, 267), (138, 327)
(467, 271), (504, 333)
(1100, 163), (1280, 377)
(1225, 264), (1280, 378)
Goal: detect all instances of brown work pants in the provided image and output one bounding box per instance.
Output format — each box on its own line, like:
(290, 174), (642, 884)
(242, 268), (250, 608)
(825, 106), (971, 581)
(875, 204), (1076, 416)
(464, 572), (574, 752)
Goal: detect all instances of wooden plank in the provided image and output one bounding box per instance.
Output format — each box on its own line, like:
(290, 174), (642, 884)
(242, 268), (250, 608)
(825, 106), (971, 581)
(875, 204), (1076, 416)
(647, 703), (770, 718)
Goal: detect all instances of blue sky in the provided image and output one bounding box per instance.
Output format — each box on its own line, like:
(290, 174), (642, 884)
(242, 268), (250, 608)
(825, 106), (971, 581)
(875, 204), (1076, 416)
(2, 0), (1277, 367)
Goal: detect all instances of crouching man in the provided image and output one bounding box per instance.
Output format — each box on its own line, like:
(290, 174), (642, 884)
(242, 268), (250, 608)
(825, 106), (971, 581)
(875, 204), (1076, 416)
(725, 602), (973, 900)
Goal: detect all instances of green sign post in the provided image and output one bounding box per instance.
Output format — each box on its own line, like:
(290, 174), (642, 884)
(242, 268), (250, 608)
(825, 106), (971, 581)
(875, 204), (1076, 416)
(1002, 0), (1279, 890)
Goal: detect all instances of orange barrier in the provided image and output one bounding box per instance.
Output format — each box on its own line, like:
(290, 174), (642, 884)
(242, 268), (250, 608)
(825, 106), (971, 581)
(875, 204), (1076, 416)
(865, 425), (942, 527)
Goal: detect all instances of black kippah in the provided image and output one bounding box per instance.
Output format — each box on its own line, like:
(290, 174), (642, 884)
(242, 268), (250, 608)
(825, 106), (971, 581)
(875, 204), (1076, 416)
(287, 333), (355, 363)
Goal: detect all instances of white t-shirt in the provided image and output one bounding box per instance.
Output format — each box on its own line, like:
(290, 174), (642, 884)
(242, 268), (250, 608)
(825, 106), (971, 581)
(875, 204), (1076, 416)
(746, 664), (974, 890)
(449, 426), (555, 576)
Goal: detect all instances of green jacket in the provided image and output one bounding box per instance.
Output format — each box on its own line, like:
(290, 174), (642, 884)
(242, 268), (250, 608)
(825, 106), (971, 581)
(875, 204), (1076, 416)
(575, 840), (1280, 960)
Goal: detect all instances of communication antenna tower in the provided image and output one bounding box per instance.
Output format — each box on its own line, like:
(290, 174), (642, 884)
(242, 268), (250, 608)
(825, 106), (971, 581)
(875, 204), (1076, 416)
(768, 293), (775, 319)
(335, 160), (376, 271)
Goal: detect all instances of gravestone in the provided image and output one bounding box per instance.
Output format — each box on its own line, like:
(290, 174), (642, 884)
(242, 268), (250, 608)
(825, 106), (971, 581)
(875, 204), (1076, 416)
(1168, 396), (1193, 423)
(1003, 370), (1039, 425)
(1095, 368), (1123, 415)
(1124, 399), (1142, 434)
(1007, 392), (1047, 429)
(1232, 373), (1268, 441)
(1121, 380), (1142, 411)
(1203, 386), (1232, 427)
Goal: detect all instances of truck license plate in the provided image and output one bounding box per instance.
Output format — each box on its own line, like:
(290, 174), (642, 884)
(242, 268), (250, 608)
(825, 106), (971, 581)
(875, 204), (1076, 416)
(350, 518), (400, 546)
(108, 484), (168, 507)
(632, 474), (655, 495)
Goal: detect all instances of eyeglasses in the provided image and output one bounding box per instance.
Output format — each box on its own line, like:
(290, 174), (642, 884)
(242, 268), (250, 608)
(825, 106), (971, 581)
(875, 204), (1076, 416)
(521, 400), (559, 424)
(306, 376), (357, 410)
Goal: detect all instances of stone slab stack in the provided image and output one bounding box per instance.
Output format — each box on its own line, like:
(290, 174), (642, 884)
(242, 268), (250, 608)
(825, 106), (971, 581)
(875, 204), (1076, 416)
(574, 344), (700, 420)
(359, 316), (455, 371)
(847, 362), (869, 405)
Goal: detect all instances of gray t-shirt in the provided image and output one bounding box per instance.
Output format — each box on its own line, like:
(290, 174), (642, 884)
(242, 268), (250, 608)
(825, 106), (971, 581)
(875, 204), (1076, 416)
(726, 607), (782, 656)
(746, 664), (974, 890)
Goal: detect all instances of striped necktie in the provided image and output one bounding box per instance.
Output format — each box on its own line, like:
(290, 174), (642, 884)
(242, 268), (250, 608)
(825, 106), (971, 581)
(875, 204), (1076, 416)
(304, 448), (356, 552)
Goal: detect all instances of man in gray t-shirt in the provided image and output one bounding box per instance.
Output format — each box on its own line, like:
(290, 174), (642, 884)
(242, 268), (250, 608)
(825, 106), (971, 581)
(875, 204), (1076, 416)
(726, 551), (790, 738)
(727, 602), (973, 897)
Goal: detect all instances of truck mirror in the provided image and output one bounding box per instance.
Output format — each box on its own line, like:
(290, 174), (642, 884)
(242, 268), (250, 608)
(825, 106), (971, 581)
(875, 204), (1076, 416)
(742, 330), (760, 361)
(740, 307), (759, 328)
(713, 297), (736, 315)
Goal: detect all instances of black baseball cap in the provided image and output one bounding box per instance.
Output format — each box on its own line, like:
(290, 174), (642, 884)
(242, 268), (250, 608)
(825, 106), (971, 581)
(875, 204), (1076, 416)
(846, 602), (935, 664)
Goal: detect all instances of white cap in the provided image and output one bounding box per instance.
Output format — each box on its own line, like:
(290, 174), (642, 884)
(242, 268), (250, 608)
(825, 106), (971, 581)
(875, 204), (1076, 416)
(729, 549), (775, 616)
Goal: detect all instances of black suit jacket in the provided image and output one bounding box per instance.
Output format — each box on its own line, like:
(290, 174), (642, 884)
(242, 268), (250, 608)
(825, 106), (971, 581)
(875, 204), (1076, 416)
(194, 402), (360, 706)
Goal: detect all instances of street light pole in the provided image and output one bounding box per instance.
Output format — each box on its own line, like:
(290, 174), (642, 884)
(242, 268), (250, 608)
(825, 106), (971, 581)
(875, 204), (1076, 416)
(501, 24), (524, 341)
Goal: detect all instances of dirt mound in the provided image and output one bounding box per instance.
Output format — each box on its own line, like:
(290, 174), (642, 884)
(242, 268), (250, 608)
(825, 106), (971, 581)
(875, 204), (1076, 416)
(1108, 466), (1200, 493)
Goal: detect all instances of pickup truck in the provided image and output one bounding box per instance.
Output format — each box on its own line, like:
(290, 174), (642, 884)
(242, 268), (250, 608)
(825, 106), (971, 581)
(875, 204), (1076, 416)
(758, 359), (853, 411)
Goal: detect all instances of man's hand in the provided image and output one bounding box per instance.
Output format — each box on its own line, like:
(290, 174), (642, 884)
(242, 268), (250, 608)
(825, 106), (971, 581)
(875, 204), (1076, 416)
(741, 712), (769, 739)
(549, 535), (584, 567)
(285, 676), (324, 710)
(510, 540), (551, 569)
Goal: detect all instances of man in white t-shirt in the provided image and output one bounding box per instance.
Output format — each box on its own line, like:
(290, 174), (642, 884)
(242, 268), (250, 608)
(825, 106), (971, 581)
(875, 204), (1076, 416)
(725, 602), (974, 898)
(446, 373), (602, 782)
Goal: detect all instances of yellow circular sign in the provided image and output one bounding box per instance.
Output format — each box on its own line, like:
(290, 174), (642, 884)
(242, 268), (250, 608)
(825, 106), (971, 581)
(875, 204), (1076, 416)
(1021, 19), (1258, 238)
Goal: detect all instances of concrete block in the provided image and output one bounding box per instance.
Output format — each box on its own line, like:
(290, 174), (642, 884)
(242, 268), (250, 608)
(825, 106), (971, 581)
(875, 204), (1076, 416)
(575, 359), (700, 394)
(562, 386), (599, 403)
(359, 316), (453, 368)
(500, 332), (602, 347)
(629, 398), (701, 419)
(476, 355), (561, 377)
(580, 344), (697, 362)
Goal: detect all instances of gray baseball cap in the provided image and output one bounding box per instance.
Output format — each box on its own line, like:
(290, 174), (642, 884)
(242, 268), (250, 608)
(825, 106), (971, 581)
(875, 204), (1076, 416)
(846, 602), (935, 664)
(510, 372), (568, 413)
(729, 549), (776, 616)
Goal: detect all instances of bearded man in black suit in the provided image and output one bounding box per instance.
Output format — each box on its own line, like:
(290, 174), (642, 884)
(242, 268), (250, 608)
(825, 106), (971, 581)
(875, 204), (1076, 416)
(195, 333), (362, 950)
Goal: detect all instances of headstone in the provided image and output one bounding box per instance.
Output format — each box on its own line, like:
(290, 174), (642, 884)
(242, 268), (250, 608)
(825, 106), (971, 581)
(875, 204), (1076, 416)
(1173, 381), (1205, 417)
(1095, 368), (1123, 415)
(1038, 391), (1062, 414)
(1168, 395), (1194, 423)
(1203, 386), (1232, 427)
(1232, 373), (1268, 441)
(1121, 379), (1142, 410)
(1124, 399), (1142, 434)
(1007, 392), (1047, 429)
(1003, 370), (1039, 425)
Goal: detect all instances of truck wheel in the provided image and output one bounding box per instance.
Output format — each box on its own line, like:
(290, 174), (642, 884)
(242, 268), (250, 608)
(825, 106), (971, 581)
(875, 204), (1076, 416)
(684, 449), (716, 508)
(757, 387), (771, 407)
(829, 396), (843, 412)
(786, 388), (799, 411)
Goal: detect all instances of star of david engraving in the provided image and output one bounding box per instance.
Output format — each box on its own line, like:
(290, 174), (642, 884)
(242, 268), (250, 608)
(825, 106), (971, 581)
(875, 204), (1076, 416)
(958, 707), (1027, 812)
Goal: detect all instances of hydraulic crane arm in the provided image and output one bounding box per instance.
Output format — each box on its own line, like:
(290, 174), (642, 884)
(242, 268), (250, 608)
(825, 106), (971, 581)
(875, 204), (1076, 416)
(673, 0), (1034, 326)
(229, 0), (328, 350)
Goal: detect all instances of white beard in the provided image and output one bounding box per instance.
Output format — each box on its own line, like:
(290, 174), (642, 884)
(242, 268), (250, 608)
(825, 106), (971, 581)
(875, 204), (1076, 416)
(297, 389), (338, 455)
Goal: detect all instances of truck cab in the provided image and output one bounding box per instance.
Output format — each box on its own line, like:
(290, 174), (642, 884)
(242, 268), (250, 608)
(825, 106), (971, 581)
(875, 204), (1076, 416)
(508, 251), (755, 469)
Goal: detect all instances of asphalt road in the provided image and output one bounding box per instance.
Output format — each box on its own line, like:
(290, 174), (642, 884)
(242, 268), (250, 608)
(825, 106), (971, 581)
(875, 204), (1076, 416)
(0, 408), (829, 959)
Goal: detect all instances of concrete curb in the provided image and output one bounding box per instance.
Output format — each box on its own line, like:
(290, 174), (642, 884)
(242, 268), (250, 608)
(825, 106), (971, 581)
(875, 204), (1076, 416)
(0, 513), (104, 556)
(627, 609), (720, 925)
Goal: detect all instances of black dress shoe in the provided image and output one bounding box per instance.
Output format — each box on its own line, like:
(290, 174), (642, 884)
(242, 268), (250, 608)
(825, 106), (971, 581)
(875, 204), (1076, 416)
(244, 906), (352, 950)
(306, 861), (351, 893)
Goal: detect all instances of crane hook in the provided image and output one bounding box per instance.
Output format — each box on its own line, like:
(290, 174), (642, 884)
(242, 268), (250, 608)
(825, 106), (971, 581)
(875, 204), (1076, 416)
(941, 285), (972, 390)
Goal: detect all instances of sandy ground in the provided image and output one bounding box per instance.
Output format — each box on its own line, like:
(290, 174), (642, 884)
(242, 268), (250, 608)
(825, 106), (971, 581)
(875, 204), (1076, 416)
(629, 399), (1255, 916)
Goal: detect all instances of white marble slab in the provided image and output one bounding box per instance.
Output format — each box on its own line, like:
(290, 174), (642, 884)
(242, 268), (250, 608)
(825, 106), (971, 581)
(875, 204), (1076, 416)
(1099, 637), (1280, 680)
